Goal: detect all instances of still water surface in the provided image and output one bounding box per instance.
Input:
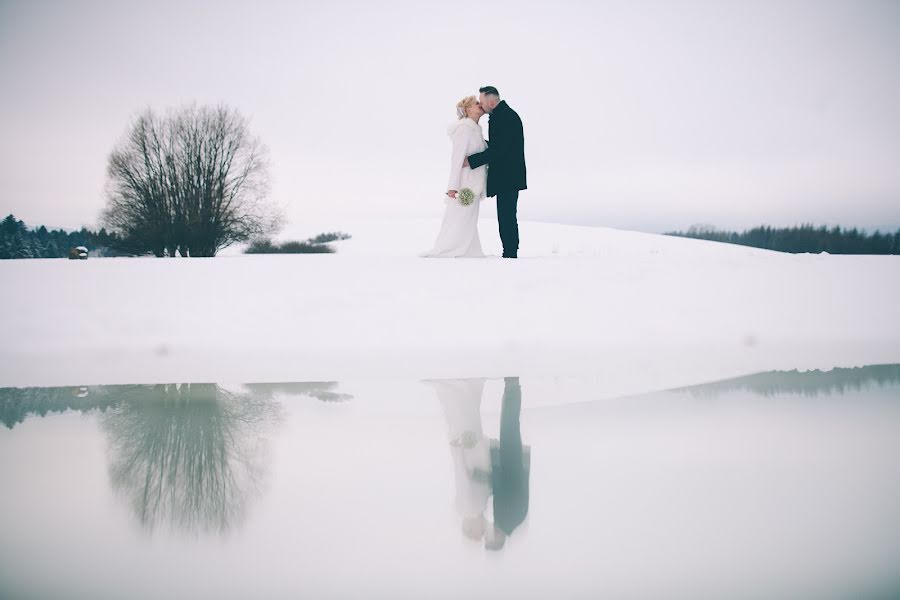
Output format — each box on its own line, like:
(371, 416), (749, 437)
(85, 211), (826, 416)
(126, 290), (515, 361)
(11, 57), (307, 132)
(1, 367), (899, 599)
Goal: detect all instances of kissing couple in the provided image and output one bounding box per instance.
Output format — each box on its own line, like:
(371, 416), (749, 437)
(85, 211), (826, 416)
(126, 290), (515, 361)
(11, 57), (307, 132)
(420, 86), (527, 259)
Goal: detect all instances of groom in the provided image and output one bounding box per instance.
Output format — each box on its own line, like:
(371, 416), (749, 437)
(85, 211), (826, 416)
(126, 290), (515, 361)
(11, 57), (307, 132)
(464, 86), (527, 259)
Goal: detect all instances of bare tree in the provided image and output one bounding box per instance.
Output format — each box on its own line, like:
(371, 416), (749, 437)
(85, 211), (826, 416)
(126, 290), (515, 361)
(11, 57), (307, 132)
(102, 104), (282, 257)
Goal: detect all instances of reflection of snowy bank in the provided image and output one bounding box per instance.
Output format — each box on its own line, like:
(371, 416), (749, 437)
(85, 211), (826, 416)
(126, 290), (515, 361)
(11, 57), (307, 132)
(2, 372), (900, 598)
(1, 219), (898, 393)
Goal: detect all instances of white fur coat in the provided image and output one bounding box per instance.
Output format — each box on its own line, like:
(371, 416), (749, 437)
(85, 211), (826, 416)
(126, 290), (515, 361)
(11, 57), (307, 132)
(446, 118), (487, 200)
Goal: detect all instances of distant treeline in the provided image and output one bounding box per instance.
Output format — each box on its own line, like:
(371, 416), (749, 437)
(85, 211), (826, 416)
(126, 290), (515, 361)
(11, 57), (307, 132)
(0, 214), (134, 259)
(1, 214), (352, 259)
(666, 224), (900, 254)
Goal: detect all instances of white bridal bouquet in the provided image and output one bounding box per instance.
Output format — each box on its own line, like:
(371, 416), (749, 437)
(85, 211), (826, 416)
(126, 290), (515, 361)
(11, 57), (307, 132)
(458, 188), (475, 206)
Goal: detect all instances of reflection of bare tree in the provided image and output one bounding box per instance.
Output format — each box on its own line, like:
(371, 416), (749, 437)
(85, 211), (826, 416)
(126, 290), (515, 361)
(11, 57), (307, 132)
(100, 383), (281, 535)
(0, 381), (350, 430)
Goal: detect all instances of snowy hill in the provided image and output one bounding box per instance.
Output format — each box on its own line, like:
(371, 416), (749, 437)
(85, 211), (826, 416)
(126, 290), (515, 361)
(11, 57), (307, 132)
(1, 218), (898, 393)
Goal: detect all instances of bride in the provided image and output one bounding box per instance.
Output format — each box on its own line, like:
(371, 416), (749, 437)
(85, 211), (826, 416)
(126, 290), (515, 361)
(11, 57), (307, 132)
(420, 96), (488, 258)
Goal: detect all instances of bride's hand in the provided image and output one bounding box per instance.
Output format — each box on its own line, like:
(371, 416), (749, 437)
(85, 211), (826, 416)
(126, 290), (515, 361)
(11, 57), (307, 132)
(447, 190), (458, 199)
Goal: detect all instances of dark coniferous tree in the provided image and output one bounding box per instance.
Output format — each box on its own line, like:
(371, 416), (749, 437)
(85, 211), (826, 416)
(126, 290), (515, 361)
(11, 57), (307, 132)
(667, 223), (900, 255)
(0, 213), (135, 259)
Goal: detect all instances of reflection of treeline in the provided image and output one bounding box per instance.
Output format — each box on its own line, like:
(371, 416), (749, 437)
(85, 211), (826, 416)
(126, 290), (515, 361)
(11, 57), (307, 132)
(0, 214), (133, 259)
(678, 364), (900, 398)
(666, 223), (900, 254)
(243, 381), (353, 402)
(0, 386), (114, 428)
(0, 381), (351, 429)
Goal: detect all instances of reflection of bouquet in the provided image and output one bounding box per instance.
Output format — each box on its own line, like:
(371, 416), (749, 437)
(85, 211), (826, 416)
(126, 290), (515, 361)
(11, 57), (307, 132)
(458, 188), (475, 206)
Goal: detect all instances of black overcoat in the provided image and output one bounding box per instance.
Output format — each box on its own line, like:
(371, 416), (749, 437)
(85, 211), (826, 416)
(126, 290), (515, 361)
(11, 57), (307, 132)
(467, 100), (527, 197)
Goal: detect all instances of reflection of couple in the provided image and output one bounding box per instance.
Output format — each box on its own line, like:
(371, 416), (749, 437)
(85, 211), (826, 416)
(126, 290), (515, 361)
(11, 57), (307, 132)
(428, 377), (530, 551)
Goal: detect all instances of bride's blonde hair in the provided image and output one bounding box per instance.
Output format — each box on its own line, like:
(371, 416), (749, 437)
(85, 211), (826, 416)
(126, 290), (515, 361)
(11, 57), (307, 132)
(456, 95), (478, 119)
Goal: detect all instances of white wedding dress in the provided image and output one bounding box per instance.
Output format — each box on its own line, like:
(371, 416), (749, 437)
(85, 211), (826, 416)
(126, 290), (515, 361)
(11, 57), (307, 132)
(420, 117), (488, 258)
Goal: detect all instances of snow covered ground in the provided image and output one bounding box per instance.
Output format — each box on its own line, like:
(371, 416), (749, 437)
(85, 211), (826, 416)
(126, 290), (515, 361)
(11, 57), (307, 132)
(1, 218), (898, 393)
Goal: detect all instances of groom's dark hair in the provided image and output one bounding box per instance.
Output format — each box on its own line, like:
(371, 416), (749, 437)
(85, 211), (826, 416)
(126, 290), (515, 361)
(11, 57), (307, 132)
(479, 85), (500, 97)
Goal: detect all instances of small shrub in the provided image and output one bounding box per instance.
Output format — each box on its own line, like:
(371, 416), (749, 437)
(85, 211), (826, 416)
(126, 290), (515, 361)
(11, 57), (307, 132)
(308, 231), (351, 244)
(278, 241), (335, 254)
(244, 233), (342, 254)
(245, 239), (277, 254)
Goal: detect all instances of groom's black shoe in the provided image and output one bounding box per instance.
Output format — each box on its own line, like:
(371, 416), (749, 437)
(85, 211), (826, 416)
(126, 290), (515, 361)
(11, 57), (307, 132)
(502, 253), (517, 259)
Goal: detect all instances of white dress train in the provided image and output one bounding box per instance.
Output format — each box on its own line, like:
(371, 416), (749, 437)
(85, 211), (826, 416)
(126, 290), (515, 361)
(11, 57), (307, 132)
(420, 118), (488, 258)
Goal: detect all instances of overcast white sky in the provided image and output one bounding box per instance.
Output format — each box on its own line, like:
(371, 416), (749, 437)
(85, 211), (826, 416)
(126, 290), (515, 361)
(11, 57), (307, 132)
(1, 0), (899, 233)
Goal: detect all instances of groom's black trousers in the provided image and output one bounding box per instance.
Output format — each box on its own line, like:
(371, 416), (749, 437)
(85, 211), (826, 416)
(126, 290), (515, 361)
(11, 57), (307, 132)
(497, 190), (519, 257)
